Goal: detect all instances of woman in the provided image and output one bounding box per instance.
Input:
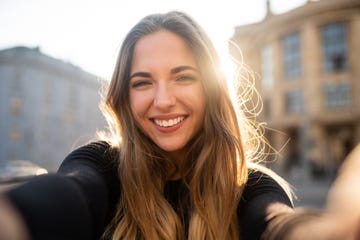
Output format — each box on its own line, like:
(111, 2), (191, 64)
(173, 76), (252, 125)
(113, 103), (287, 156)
(1, 11), (359, 240)
(98, 11), (293, 239)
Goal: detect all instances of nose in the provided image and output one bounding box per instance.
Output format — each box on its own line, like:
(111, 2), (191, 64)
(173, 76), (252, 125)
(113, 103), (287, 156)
(154, 83), (176, 110)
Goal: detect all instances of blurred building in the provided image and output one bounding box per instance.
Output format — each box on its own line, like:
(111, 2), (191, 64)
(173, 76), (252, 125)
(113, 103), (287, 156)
(231, 0), (360, 176)
(0, 46), (106, 171)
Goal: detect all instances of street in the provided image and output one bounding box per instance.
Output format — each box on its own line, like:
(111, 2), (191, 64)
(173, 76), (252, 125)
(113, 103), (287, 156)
(284, 170), (334, 209)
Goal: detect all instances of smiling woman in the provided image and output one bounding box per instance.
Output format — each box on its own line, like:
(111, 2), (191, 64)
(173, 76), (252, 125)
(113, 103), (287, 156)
(0, 10), (359, 240)
(129, 30), (205, 161)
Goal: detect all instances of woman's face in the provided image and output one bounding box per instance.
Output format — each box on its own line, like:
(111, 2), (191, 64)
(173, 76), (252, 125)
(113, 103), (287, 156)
(129, 29), (205, 159)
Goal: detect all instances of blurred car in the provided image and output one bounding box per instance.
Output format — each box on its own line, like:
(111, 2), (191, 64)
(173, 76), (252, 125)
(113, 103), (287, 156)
(0, 160), (48, 183)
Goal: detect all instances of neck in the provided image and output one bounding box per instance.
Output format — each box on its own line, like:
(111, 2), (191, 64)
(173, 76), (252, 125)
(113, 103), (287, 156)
(166, 149), (186, 180)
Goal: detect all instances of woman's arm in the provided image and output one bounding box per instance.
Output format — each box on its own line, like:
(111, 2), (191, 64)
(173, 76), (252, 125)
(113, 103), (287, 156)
(0, 195), (29, 240)
(4, 174), (94, 240)
(0, 141), (120, 240)
(263, 144), (360, 240)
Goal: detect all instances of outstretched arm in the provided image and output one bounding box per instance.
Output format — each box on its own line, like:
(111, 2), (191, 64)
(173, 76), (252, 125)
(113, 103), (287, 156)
(0, 194), (29, 240)
(263, 144), (360, 240)
(0, 141), (120, 240)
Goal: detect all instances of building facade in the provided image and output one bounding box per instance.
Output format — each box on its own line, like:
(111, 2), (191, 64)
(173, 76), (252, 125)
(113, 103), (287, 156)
(0, 46), (106, 171)
(231, 0), (360, 176)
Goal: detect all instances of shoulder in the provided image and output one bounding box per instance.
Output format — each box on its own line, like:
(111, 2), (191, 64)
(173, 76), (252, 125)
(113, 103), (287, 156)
(242, 166), (293, 205)
(58, 141), (120, 173)
(238, 169), (293, 240)
(67, 140), (119, 160)
(58, 140), (121, 223)
(57, 141), (121, 193)
(244, 171), (283, 195)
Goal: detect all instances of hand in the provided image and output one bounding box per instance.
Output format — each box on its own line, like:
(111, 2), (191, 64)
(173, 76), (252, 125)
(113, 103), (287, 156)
(0, 196), (29, 240)
(276, 145), (360, 240)
(324, 144), (360, 239)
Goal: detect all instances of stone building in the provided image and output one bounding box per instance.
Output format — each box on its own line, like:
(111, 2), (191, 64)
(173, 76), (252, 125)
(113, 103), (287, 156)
(0, 46), (106, 171)
(231, 0), (360, 176)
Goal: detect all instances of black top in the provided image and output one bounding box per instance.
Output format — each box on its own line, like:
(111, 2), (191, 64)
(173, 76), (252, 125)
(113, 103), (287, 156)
(6, 141), (293, 240)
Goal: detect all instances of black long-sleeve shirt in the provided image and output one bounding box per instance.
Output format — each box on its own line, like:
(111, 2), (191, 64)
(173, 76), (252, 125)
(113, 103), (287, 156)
(6, 141), (293, 239)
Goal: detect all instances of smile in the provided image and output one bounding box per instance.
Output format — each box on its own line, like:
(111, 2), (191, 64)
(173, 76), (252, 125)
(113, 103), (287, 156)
(153, 116), (185, 127)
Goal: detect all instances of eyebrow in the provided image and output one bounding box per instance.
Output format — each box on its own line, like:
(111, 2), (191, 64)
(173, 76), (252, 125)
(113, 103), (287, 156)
(129, 72), (151, 80)
(129, 65), (199, 80)
(170, 65), (199, 74)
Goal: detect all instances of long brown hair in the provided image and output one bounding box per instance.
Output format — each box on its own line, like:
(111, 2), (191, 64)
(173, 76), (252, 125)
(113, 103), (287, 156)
(102, 11), (261, 239)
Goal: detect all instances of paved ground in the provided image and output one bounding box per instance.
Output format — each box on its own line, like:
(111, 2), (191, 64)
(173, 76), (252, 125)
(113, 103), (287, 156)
(283, 169), (334, 209)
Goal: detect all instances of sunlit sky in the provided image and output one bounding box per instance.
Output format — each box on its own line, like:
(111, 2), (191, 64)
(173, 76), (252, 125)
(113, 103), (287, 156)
(1, 0), (307, 80)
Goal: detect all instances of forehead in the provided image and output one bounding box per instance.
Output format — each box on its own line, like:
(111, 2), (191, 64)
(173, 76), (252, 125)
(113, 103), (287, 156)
(131, 30), (197, 71)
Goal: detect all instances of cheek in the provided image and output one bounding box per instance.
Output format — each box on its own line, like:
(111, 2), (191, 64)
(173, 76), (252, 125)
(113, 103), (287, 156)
(193, 86), (206, 114)
(130, 92), (151, 120)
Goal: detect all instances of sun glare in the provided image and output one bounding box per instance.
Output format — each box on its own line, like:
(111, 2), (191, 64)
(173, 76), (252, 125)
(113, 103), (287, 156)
(0, 0), (308, 81)
(211, 37), (239, 93)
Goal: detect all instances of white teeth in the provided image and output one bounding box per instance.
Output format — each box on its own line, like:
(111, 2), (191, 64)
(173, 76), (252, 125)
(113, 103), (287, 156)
(154, 116), (184, 127)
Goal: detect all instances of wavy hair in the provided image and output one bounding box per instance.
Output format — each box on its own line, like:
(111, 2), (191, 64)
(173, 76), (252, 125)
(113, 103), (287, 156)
(101, 11), (278, 240)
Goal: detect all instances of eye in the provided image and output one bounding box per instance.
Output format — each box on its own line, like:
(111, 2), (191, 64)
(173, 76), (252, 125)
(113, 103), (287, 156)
(175, 74), (197, 82)
(131, 80), (152, 89)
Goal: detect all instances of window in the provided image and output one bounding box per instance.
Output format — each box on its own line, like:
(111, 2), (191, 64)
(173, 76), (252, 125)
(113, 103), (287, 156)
(9, 127), (20, 142)
(10, 97), (22, 116)
(282, 33), (302, 80)
(285, 90), (303, 114)
(261, 45), (274, 90)
(324, 83), (350, 108)
(321, 23), (348, 72)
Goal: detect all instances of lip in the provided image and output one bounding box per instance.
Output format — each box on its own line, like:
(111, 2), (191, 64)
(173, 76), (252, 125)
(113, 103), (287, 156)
(150, 114), (187, 133)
